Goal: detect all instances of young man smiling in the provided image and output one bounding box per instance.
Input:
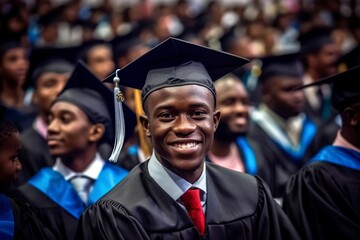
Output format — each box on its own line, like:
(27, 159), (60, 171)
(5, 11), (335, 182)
(16, 62), (132, 240)
(76, 37), (301, 240)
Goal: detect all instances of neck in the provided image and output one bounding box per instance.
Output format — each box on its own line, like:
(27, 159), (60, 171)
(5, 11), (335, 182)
(210, 138), (233, 157)
(0, 83), (24, 108)
(306, 68), (321, 82)
(61, 145), (98, 172)
(341, 127), (360, 150)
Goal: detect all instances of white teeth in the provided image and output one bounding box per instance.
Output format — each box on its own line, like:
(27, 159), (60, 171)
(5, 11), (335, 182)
(173, 142), (197, 149)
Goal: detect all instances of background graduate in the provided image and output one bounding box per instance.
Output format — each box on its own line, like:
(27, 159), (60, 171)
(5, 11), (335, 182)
(206, 73), (270, 183)
(283, 65), (360, 239)
(76, 37), (301, 240)
(0, 104), (55, 240)
(248, 52), (319, 200)
(15, 61), (134, 240)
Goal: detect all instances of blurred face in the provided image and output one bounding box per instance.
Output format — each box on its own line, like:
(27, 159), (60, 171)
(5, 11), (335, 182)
(0, 131), (22, 193)
(215, 78), (250, 140)
(141, 85), (220, 182)
(47, 102), (94, 158)
(312, 43), (340, 78)
(87, 45), (115, 80)
(33, 72), (70, 116)
(263, 76), (305, 119)
(0, 48), (29, 86)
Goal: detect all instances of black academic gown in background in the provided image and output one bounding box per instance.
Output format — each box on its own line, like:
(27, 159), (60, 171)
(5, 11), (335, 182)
(248, 121), (318, 198)
(283, 161), (360, 240)
(76, 162), (301, 240)
(6, 196), (56, 240)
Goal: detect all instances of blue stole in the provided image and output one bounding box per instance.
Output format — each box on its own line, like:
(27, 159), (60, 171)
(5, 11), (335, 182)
(28, 163), (128, 219)
(236, 137), (257, 175)
(252, 110), (317, 162)
(309, 146), (360, 171)
(0, 194), (14, 240)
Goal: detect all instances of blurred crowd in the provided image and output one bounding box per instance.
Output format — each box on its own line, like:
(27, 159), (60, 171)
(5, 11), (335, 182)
(1, 0), (360, 239)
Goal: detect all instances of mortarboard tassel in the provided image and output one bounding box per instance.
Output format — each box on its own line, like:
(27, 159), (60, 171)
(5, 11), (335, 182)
(109, 69), (125, 162)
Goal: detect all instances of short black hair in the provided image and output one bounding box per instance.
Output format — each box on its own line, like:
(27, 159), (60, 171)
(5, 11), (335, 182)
(0, 117), (18, 147)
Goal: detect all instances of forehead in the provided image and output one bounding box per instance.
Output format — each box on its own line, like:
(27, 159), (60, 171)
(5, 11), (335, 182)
(0, 131), (20, 151)
(145, 85), (215, 109)
(215, 78), (245, 93)
(50, 101), (88, 118)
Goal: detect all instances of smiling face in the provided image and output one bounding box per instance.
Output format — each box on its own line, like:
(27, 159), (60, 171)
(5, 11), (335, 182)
(140, 85), (220, 182)
(214, 76), (250, 140)
(47, 101), (101, 158)
(0, 131), (22, 193)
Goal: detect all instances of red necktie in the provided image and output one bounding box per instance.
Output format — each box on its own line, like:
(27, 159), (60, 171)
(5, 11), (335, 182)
(181, 188), (205, 235)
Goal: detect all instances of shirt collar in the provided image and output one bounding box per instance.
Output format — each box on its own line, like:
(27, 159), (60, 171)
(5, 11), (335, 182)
(258, 103), (305, 128)
(148, 151), (207, 202)
(52, 153), (105, 181)
(33, 116), (48, 139)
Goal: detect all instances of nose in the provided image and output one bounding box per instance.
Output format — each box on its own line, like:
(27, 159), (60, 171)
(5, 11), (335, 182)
(234, 101), (248, 114)
(15, 158), (22, 171)
(47, 118), (60, 135)
(173, 114), (196, 135)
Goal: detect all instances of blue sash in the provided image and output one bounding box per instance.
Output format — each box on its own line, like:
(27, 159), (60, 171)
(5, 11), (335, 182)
(309, 146), (360, 171)
(236, 137), (257, 175)
(28, 163), (128, 219)
(252, 110), (317, 162)
(0, 194), (14, 240)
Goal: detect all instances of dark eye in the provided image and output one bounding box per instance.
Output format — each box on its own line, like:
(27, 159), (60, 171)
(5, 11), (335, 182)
(158, 112), (175, 121)
(191, 110), (206, 119)
(60, 114), (72, 124)
(47, 115), (54, 125)
(43, 79), (57, 88)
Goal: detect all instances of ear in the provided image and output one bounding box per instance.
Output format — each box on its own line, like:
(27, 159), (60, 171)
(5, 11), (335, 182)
(213, 109), (221, 131)
(139, 114), (151, 137)
(88, 123), (106, 142)
(344, 108), (359, 126)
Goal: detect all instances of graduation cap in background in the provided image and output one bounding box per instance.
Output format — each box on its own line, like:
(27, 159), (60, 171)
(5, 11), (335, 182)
(104, 37), (250, 104)
(299, 65), (360, 111)
(54, 61), (136, 162)
(258, 52), (304, 83)
(78, 39), (113, 63)
(26, 45), (82, 88)
(298, 26), (334, 56)
(337, 45), (360, 72)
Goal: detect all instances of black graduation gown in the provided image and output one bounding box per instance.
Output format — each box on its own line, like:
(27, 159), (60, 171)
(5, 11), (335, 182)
(4, 196), (56, 240)
(248, 120), (318, 198)
(16, 127), (55, 186)
(283, 161), (360, 240)
(15, 164), (128, 240)
(76, 162), (301, 240)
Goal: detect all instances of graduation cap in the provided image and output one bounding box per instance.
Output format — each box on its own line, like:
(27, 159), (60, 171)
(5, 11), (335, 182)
(104, 37), (250, 104)
(0, 40), (22, 60)
(27, 45), (81, 88)
(298, 26), (333, 56)
(54, 61), (136, 162)
(337, 45), (360, 72)
(299, 65), (360, 111)
(258, 52), (304, 83)
(78, 39), (113, 63)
